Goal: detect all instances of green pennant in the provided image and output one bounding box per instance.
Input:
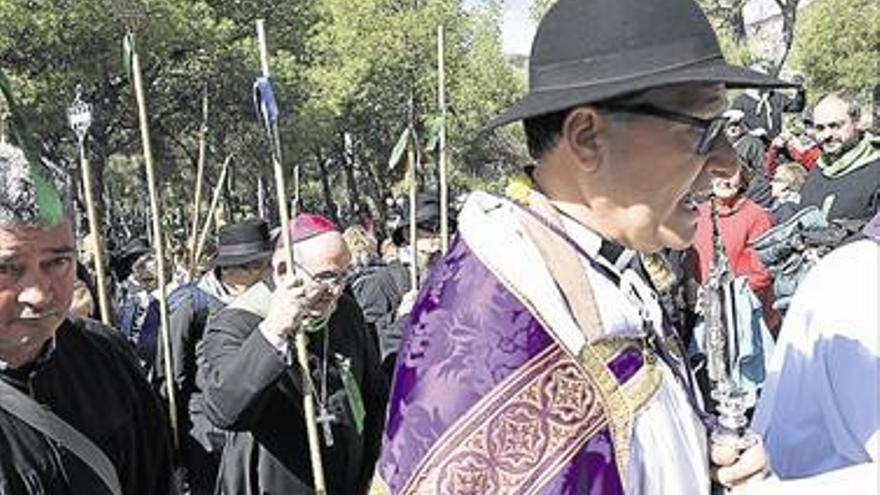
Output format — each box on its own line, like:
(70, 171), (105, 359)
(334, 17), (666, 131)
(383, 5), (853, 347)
(0, 68), (64, 227)
(334, 353), (365, 435)
(424, 114), (445, 153)
(0, 68), (37, 160)
(121, 32), (134, 81)
(388, 126), (412, 170)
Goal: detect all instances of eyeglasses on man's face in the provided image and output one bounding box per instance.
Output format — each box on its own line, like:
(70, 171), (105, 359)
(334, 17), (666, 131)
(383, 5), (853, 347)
(601, 103), (730, 156)
(292, 261), (349, 287)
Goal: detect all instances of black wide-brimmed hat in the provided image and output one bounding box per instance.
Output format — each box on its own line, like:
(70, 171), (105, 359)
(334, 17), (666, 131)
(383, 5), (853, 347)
(391, 193), (455, 246)
(214, 218), (273, 268)
(487, 0), (795, 129)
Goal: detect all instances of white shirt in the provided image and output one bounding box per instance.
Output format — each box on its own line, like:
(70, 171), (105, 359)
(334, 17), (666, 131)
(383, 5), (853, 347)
(752, 239), (879, 481)
(560, 216), (711, 495)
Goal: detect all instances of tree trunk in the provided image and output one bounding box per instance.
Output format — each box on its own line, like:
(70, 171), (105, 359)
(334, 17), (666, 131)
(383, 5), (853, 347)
(341, 132), (360, 214)
(315, 149), (338, 222)
(362, 151), (390, 239)
(773, 0), (800, 75)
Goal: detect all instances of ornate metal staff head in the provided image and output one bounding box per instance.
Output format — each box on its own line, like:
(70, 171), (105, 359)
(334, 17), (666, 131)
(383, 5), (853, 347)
(112, 0), (147, 28)
(67, 84), (92, 144)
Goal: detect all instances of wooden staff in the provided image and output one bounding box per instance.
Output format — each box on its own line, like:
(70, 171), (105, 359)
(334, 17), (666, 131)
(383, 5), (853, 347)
(437, 25), (449, 254)
(78, 145), (112, 324)
(407, 130), (418, 290)
(255, 19), (327, 494)
(192, 155), (231, 269)
(404, 80), (419, 289)
(68, 89), (112, 325)
(188, 86), (209, 279)
(257, 175), (266, 218)
(129, 27), (178, 445)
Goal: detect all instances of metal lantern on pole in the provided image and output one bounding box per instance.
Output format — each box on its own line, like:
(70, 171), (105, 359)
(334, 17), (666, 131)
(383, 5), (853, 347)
(67, 85), (112, 326)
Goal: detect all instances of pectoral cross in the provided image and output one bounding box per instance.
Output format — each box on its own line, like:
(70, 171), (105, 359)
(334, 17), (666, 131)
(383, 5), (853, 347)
(317, 405), (335, 447)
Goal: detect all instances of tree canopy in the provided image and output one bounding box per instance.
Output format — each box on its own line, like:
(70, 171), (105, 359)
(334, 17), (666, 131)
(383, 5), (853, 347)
(789, 0), (880, 100)
(0, 0), (527, 246)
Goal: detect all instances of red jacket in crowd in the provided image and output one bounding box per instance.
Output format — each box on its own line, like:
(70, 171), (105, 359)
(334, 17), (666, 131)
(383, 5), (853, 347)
(692, 196), (780, 332)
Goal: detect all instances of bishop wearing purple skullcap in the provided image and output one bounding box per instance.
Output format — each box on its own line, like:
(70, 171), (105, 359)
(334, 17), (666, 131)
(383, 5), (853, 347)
(197, 212), (388, 495)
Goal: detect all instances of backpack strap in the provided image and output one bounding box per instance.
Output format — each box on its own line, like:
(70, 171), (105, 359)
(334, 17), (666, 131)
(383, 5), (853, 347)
(0, 379), (123, 495)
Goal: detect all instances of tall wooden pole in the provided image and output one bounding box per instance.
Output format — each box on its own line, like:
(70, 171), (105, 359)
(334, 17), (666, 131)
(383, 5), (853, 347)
(257, 175), (266, 218)
(68, 88), (112, 325)
(407, 98), (418, 291)
(193, 155), (231, 269)
(256, 19), (327, 495)
(79, 145), (112, 325)
(188, 86), (209, 279)
(437, 25), (449, 254)
(130, 28), (178, 446)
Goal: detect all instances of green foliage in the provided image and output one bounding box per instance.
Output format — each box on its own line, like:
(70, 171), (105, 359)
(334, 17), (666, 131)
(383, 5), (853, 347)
(790, 0), (880, 99)
(529, 0), (553, 20)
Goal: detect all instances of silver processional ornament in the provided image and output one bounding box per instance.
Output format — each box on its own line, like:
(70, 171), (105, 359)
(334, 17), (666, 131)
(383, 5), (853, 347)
(112, 0), (147, 25)
(67, 85), (92, 143)
(702, 196), (759, 451)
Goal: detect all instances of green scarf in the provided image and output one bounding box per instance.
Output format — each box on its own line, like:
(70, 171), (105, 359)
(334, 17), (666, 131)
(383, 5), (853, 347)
(819, 132), (880, 179)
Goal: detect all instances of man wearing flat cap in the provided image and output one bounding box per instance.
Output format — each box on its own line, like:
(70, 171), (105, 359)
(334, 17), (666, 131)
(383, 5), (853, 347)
(154, 218), (273, 494)
(375, 0), (795, 493)
(199, 213), (387, 494)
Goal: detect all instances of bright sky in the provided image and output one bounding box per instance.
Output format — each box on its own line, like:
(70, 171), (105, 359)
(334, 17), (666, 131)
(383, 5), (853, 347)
(461, 0), (537, 55)
(500, 0), (537, 55)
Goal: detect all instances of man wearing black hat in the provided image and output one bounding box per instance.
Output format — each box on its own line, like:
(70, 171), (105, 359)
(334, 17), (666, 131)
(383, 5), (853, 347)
(114, 242), (160, 367)
(154, 218), (273, 494)
(376, 1), (791, 494)
(352, 192), (447, 379)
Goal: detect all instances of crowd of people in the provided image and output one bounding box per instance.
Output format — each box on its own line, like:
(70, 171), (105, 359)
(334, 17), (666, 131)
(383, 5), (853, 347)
(1, 0), (878, 494)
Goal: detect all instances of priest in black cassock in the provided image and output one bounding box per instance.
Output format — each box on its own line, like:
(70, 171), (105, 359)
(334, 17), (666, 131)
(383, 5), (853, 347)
(199, 213), (388, 495)
(0, 143), (175, 495)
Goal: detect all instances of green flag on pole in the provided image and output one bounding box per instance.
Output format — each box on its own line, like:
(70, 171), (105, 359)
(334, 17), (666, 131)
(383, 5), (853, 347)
(121, 32), (134, 81)
(424, 114), (445, 153)
(0, 68), (65, 227)
(388, 126), (412, 170)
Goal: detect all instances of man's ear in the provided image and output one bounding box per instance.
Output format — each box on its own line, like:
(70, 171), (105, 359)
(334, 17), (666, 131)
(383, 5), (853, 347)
(562, 107), (603, 173)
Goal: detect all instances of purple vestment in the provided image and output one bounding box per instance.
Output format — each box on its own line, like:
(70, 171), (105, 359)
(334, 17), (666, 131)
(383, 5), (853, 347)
(377, 235), (640, 494)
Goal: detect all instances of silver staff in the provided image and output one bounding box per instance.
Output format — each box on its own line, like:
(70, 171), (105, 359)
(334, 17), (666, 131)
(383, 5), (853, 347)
(703, 196), (759, 451)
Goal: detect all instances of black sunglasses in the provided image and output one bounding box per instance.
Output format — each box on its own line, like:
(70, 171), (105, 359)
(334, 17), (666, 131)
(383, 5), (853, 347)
(601, 103), (730, 155)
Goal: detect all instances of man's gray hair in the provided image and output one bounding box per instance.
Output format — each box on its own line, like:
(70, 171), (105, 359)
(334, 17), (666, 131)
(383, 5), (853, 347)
(0, 142), (73, 228)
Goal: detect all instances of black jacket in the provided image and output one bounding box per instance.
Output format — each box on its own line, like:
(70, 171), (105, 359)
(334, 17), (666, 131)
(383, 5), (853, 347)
(0, 318), (175, 495)
(731, 88), (806, 140)
(349, 260), (410, 371)
(154, 272), (230, 494)
(200, 284), (387, 495)
(799, 158), (880, 223)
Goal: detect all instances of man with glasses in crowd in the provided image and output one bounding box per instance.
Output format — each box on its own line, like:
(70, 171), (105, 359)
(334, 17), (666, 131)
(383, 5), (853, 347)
(375, 0), (797, 493)
(198, 213), (387, 494)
